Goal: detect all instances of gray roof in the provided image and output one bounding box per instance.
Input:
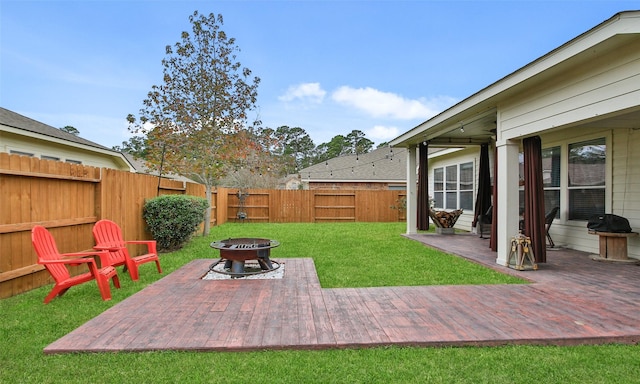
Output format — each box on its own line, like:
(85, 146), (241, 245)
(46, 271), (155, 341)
(0, 107), (113, 151)
(299, 146), (407, 182)
(122, 152), (195, 183)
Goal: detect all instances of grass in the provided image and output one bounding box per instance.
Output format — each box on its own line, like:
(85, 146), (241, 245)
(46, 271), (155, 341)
(1, 222), (638, 383)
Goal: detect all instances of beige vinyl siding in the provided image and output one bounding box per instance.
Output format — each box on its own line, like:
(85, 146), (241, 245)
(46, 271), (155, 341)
(611, 128), (640, 260)
(1, 131), (129, 170)
(536, 128), (640, 260)
(499, 38), (640, 140)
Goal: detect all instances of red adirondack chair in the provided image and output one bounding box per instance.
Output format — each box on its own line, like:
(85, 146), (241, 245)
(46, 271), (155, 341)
(92, 219), (162, 281)
(31, 225), (120, 303)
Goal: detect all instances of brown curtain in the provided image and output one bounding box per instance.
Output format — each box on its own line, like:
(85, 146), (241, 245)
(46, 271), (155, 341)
(417, 142), (429, 230)
(490, 146), (498, 252)
(523, 136), (547, 263)
(472, 143), (491, 227)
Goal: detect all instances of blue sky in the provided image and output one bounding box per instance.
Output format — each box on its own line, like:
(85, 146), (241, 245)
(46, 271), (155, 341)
(1, 0), (637, 149)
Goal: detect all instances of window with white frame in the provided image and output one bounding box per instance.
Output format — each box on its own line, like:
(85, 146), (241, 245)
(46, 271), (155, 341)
(542, 146), (561, 218)
(10, 150), (34, 157)
(433, 167), (444, 208)
(568, 138), (605, 220)
(459, 162), (474, 210)
(518, 138), (605, 221)
(433, 161), (474, 210)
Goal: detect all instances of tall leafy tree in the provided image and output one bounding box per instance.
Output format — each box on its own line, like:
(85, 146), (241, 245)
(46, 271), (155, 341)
(59, 125), (80, 136)
(127, 11), (260, 235)
(345, 129), (374, 155)
(274, 126), (315, 173)
(112, 135), (148, 158)
(313, 135), (348, 164)
(311, 130), (374, 165)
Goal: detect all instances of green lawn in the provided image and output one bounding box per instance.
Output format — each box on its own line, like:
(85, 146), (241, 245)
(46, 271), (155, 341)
(1, 222), (638, 384)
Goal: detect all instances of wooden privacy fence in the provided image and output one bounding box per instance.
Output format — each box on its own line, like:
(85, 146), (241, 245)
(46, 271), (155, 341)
(217, 189), (406, 224)
(0, 153), (405, 299)
(0, 153), (205, 299)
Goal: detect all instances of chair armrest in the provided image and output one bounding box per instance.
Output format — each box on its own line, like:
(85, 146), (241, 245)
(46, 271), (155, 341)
(39, 258), (94, 265)
(124, 240), (158, 254)
(93, 243), (124, 251)
(39, 258), (98, 268)
(61, 250), (111, 267)
(61, 250), (109, 258)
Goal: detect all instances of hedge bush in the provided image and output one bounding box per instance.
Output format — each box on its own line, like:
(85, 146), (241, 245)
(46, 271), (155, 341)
(143, 195), (209, 251)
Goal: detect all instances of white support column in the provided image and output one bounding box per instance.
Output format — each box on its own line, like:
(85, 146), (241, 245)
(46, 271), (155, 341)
(496, 139), (520, 266)
(406, 145), (418, 234)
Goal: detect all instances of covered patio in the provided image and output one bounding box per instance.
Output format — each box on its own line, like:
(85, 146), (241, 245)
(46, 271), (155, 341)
(390, 11), (640, 266)
(45, 233), (640, 354)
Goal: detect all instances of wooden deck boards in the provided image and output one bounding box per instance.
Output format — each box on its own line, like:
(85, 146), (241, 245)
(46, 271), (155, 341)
(44, 234), (640, 354)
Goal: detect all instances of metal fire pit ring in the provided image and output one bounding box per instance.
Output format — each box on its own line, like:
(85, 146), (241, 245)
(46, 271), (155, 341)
(209, 238), (280, 277)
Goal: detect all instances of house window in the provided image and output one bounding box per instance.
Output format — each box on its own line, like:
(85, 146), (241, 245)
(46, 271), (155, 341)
(433, 161), (474, 210)
(66, 159), (82, 164)
(41, 155), (60, 161)
(459, 162), (474, 210)
(519, 146), (561, 216)
(10, 150), (34, 157)
(542, 146), (561, 218)
(445, 165), (457, 208)
(433, 168), (444, 208)
(568, 138), (605, 220)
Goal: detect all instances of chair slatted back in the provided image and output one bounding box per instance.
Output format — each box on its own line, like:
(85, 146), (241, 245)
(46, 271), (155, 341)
(31, 226), (71, 282)
(93, 220), (128, 266)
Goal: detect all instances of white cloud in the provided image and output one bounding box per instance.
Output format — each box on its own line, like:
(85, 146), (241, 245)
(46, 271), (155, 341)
(331, 86), (456, 120)
(367, 125), (400, 142)
(278, 82), (326, 104)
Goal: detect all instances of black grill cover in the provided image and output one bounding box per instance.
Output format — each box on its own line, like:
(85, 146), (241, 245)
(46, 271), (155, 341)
(587, 214), (632, 233)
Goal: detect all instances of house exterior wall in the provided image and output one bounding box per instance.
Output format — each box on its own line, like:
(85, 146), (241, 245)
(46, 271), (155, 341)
(0, 131), (130, 170)
(499, 38), (640, 141)
(493, 36), (640, 260)
(537, 127), (640, 259)
(611, 128), (640, 259)
(534, 128), (612, 256)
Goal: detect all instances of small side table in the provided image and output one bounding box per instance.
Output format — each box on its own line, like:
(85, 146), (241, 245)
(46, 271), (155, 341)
(588, 231), (638, 261)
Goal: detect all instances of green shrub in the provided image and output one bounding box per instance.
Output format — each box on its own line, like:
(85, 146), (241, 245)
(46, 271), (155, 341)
(143, 194), (209, 251)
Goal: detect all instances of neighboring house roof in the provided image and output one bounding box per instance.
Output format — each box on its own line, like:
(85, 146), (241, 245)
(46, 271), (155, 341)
(1, 107), (111, 150)
(0, 107), (134, 171)
(121, 152), (196, 183)
(299, 146), (407, 183)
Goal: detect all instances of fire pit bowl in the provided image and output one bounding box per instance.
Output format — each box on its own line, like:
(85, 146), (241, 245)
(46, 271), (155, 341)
(209, 238), (280, 277)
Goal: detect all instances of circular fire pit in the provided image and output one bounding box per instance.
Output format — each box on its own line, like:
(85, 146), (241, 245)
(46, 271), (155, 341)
(209, 238), (280, 277)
